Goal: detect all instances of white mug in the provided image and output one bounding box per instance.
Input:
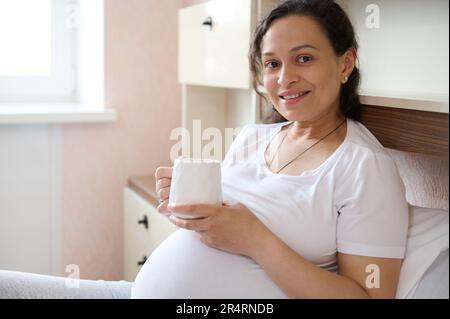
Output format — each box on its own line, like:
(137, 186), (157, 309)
(169, 158), (222, 219)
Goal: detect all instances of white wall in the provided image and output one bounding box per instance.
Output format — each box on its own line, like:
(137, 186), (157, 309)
(0, 125), (61, 275)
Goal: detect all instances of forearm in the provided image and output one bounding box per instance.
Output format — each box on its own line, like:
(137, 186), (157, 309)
(251, 233), (370, 299)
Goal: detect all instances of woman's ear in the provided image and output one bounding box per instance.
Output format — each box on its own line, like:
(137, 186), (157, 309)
(340, 48), (356, 83)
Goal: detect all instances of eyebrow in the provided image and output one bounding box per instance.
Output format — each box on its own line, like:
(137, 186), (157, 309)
(262, 44), (319, 56)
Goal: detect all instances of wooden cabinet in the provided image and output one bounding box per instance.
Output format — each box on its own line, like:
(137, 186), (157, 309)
(123, 187), (177, 282)
(179, 0), (253, 89)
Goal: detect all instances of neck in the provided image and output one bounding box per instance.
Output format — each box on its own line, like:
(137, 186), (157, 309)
(288, 111), (346, 142)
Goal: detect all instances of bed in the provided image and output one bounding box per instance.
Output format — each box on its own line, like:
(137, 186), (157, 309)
(360, 104), (448, 158)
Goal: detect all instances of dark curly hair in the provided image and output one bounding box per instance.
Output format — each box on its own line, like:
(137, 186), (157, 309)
(249, 0), (361, 123)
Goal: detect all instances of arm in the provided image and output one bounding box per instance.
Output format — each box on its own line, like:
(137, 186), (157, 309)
(252, 232), (402, 299)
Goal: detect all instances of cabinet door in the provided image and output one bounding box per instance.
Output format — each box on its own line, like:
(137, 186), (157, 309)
(147, 200), (178, 255)
(123, 187), (177, 281)
(179, 0), (252, 89)
(123, 188), (151, 281)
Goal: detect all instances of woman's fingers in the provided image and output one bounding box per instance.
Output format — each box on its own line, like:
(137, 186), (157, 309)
(157, 199), (170, 215)
(167, 203), (220, 219)
(155, 166), (173, 180)
(156, 178), (171, 192)
(155, 167), (173, 213)
(158, 187), (170, 202)
(169, 215), (210, 231)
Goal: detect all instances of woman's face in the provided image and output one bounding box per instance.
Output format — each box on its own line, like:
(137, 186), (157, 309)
(260, 15), (354, 122)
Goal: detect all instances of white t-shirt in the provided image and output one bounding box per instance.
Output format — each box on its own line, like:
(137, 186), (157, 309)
(131, 118), (409, 299)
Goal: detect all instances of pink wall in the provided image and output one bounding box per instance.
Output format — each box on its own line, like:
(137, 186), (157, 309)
(61, 0), (183, 280)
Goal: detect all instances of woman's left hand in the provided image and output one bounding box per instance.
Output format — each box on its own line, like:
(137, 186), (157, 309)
(167, 202), (272, 258)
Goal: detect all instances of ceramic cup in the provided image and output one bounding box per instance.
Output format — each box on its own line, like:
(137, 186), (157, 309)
(168, 158), (222, 219)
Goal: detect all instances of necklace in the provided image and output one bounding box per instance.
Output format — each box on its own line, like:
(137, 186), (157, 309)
(267, 119), (346, 174)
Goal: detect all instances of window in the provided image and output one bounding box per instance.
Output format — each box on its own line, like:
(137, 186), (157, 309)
(0, 0), (76, 103)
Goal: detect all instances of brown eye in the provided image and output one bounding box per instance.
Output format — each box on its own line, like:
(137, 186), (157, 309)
(264, 61), (279, 69)
(297, 55), (312, 63)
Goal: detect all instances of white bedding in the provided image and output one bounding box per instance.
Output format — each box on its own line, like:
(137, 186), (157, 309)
(396, 205), (449, 298)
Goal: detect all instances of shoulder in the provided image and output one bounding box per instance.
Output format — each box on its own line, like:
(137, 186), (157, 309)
(345, 119), (389, 156)
(334, 119), (403, 183)
(340, 119), (395, 164)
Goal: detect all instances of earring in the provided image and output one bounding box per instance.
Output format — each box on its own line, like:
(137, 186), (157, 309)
(344, 76), (348, 83)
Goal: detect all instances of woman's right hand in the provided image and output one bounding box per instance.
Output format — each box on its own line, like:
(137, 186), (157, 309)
(155, 166), (173, 215)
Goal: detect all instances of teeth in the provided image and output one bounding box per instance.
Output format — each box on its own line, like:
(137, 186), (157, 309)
(285, 94), (300, 99)
(282, 92), (308, 100)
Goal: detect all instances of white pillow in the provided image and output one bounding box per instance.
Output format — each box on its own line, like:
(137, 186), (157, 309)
(396, 205), (449, 299)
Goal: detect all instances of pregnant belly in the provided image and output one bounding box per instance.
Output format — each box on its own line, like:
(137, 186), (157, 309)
(131, 229), (287, 299)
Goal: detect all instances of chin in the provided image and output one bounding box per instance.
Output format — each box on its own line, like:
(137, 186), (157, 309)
(276, 108), (307, 121)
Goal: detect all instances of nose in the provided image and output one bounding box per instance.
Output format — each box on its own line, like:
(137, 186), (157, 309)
(277, 65), (300, 87)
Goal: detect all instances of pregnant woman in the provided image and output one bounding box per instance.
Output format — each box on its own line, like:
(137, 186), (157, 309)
(131, 0), (408, 299)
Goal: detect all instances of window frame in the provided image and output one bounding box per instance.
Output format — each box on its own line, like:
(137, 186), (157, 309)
(0, 0), (76, 103)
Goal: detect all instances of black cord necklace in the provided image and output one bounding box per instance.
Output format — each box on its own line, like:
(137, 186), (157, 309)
(267, 119), (346, 174)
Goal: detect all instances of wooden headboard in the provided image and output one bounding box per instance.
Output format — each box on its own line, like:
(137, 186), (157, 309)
(360, 105), (449, 159)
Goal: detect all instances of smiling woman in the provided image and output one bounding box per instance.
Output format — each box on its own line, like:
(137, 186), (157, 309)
(259, 15), (355, 124)
(132, 0), (409, 299)
(250, 0), (361, 125)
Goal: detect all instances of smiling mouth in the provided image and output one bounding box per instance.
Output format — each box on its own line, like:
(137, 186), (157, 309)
(279, 91), (311, 100)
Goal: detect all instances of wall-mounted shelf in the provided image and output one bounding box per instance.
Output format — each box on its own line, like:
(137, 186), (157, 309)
(359, 92), (449, 114)
(337, 0), (449, 114)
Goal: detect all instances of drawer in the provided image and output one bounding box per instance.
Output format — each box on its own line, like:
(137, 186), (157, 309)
(123, 187), (177, 281)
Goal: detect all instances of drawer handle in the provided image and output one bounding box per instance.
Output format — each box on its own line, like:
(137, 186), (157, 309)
(202, 16), (213, 31)
(137, 255), (147, 266)
(138, 215), (148, 229)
